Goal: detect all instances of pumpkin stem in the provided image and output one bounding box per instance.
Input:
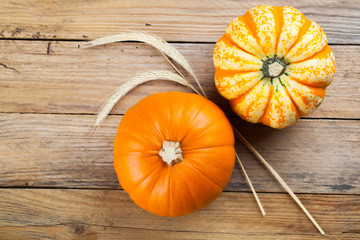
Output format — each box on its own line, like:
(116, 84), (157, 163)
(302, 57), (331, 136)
(262, 58), (286, 78)
(159, 141), (183, 166)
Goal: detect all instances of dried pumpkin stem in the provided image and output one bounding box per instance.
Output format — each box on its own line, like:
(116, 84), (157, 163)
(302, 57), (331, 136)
(159, 141), (183, 166)
(236, 152), (265, 216)
(232, 127), (325, 235)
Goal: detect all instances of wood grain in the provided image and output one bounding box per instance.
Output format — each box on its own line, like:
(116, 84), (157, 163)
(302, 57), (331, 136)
(0, 189), (359, 239)
(1, 41), (359, 118)
(1, 1), (358, 239)
(0, 0), (359, 44)
(1, 113), (359, 194)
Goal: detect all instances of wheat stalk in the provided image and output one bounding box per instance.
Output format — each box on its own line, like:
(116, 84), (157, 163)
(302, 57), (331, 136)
(232, 127), (325, 235)
(93, 70), (199, 129)
(81, 31), (207, 97)
(236, 152), (265, 216)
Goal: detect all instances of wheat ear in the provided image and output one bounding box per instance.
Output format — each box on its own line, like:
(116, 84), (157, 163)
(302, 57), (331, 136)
(93, 70), (198, 129)
(81, 31), (207, 97)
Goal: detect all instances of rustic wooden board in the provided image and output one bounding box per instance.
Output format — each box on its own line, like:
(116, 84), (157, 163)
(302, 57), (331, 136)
(0, 0), (359, 44)
(1, 113), (359, 194)
(0, 189), (359, 239)
(1, 0), (359, 239)
(1, 41), (359, 119)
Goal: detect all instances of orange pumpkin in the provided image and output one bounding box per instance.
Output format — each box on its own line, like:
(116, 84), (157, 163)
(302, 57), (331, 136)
(213, 5), (336, 129)
(113, 92), (235, 217)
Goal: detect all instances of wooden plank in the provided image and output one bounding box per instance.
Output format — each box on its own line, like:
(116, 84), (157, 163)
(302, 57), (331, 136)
(0, 0), (359, 44)
(1, 113), (359, 194)
(0, 41), (359, 119)
(0, 189), (359, 239)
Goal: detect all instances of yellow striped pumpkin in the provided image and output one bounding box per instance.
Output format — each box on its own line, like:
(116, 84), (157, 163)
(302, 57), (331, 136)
(213, 5), (336, 129)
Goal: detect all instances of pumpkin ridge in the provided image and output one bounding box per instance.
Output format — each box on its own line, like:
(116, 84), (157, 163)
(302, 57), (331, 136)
(177, 167), (200, 209)
(288, 43), (329, 65)
(224, 74), (263, 101)
(284, 78), (325, 116)
(136, 103), (166, 142)
(230, 79), (271, 123)
(288, 74), (328, 88)
(117, 129), (160, 152)
(242, 13), (266, 58)
(183, 144), (234, 153)
(215, 69), (261, 76)
(184, 147), (235, 173)
(215, 70), (263, 100)
(183, 119), (231, 147)
(125, 159), (163, 194)
(166, 93), (173, 141)
(164, 92), (191, 142)
(284, 19), (312, 58)
(278, 78), (302, 116)
(182, 161), (224, 190)
(229, 79), (262, 108)
(167, 168), (171, 216)
(274, 6), (284, 55)
(230, 94), (256, 119)
(223, 33), (260, 59)
(177, 95), (208, 143)
(180, 99), (208, 143)
(258, 82), (274, 123)
(143, 167), (171, 216)
(120, 99), (166, 143)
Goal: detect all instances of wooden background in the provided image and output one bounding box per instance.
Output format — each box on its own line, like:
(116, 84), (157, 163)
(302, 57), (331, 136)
(0, 0), (359, 239)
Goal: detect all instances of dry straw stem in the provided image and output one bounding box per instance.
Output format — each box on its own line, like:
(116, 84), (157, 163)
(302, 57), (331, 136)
(232, 127), (325, 235)
(81, 31), (207, 97)
(236, 152), (265, 216)
(93, 70), (198, 129)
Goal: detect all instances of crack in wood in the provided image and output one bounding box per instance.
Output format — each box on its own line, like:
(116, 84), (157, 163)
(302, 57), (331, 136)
(0, 63), (17, 72)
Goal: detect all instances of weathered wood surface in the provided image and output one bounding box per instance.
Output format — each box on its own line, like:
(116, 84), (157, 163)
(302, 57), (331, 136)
(0, 189), (359, 239)
(1, 113), (359, 194)
(0, 0), (359, 44)
(1, 0), (359, 239)
(1, 41), (359, 119)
